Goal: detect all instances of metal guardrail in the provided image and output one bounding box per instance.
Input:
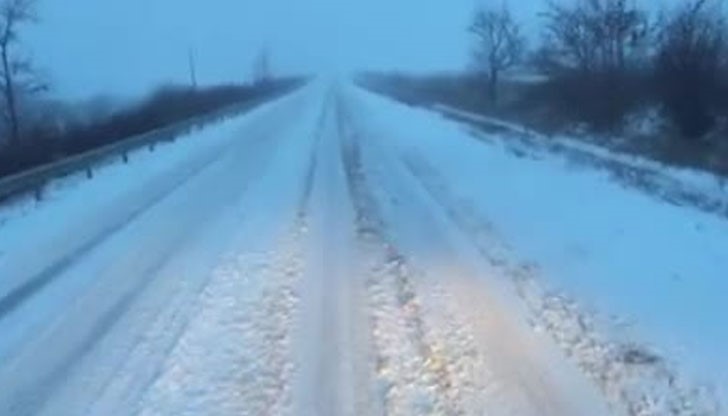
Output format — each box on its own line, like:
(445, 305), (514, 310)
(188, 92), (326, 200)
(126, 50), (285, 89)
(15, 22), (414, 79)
(0, 87), (294, 203)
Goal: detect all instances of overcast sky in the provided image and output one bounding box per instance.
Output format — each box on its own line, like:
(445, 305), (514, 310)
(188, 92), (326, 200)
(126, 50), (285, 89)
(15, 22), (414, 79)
(25, 0), (680, 100)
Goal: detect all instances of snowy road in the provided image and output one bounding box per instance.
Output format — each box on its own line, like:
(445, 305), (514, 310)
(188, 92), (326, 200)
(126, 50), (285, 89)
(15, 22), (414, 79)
(1, 80), (721, 415)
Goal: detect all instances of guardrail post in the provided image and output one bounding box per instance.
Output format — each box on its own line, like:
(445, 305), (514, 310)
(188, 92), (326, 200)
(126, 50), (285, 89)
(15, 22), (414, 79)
(34, 186), (43, 201)
(149, 143), (156, 152)
(122, 151), (129, 164)
(86, 167), (93, 179)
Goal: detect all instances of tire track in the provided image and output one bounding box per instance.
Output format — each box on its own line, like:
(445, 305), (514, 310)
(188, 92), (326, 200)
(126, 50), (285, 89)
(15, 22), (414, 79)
(340, 88), (612, 415)
(339, 103), (475, 415)
(297, 92), (333, 216)
(80, 98), (322, 416)
(0, 139), (228, 322)
(0, 91), (312, 416)
(134, 219), (307, 416)
(0, 92), (300, 325)
(397, 150), (722, 415)
(3, 210), (219, 416)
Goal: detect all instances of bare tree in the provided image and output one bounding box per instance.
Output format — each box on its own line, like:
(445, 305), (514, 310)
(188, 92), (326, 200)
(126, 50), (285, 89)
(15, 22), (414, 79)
(655, 0), (726, 139)
(0, 0), (44, 145)
(469, 4), (525, 104)
(536, 0), (649, 129)
(540, 0), (648, 75)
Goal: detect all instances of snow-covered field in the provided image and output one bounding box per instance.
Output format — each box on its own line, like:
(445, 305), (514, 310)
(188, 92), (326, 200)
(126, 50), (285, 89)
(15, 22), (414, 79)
(0, 79), (725, 415)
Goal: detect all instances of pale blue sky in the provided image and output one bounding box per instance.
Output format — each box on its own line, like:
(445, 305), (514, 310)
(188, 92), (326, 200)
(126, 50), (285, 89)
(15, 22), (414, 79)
(24, 0), (679, 100)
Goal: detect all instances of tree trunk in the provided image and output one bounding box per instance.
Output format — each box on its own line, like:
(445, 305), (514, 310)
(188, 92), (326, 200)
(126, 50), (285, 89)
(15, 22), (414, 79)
(1, 44), (19, 145)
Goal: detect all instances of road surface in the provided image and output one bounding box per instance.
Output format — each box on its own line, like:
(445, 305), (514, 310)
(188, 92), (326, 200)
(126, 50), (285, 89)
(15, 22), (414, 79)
(0, 81), (613, 415)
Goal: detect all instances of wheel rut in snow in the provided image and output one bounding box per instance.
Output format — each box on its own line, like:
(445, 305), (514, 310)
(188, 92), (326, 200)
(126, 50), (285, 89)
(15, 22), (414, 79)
(397, 149), (723, 416)
(0, 82), (681, 416)
(0, 89), (315, 416)
(0, 144), (226, 323)
(338, 88), (615, 415)
(0, 97), (295, 326)
(340, 101), (497, 415)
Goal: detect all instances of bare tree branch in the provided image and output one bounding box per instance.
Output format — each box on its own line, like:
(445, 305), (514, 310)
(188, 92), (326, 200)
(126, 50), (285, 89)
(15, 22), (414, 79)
(540, 0), (648, 75)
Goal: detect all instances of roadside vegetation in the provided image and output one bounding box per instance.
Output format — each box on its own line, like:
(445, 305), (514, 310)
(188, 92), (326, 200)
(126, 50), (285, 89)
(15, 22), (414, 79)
(361, 0), (728, 176)
(0, 80), (300, 179)
(0, 0), (300, 179)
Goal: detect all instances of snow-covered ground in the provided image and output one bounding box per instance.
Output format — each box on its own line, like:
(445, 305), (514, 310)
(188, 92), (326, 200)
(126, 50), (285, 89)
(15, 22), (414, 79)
(365, 93), (728, 413)
(432, 103), (728, 215)
(0, 79), (725, 415)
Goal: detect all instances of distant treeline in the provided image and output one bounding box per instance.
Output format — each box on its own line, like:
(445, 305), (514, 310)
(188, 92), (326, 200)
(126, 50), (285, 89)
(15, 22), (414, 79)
(0, 79), (300, 179)
(360, 70), (728, 175)
(466, 0), (728, 141)
(360, 0), (728, 176)
(373, 0), (728, 139)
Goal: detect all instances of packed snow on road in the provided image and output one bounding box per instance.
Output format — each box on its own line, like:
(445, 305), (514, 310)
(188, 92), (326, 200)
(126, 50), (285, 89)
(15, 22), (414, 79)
(0, 80), (725, 415)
